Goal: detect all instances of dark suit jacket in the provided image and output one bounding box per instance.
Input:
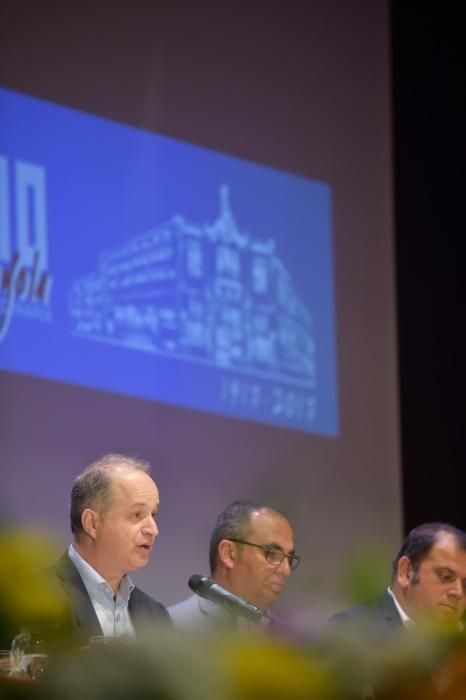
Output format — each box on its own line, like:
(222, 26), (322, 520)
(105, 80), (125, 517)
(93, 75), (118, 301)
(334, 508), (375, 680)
(53, 552), (171, 644)
(327, 591), (441, 699)
(327, 589), (403, 641)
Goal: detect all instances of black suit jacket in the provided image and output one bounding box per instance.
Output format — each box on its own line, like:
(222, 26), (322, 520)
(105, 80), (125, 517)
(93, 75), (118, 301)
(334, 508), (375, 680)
(53, 552), (171, 643)
(327, 591), (441, 699)
(327, 589), (403, 640)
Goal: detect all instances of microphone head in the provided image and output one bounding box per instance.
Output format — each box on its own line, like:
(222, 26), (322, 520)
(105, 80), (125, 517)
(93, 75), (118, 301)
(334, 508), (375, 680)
(188, 573), (267, 622)
(188, 573), (209, 593)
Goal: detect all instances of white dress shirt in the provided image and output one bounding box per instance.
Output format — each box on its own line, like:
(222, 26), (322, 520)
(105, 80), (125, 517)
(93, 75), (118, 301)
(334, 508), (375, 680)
(387, 586), (415, 628)
(387, 584), (463, 631)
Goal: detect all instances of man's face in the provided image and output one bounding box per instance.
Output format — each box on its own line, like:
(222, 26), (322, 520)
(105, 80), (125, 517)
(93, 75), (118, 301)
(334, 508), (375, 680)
(228, 509), (295, 610)
(397, 532), (466, 623)
(93, 467), (159, 581)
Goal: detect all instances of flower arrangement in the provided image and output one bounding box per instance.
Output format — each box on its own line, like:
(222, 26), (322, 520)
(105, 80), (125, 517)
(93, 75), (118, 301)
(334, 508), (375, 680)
(1, 528), (466, 699)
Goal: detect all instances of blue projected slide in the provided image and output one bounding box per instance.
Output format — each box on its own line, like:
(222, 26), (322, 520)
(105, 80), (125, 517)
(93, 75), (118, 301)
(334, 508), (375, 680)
(0, 88), (338, 435)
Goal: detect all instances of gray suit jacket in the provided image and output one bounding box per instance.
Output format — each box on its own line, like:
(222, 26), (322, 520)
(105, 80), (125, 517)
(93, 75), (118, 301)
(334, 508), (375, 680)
(53, 552), (170, 643)
(168, 594), (235, 631)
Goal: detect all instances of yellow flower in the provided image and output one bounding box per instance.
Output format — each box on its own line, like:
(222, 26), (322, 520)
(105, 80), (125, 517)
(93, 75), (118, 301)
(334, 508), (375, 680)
(220, 637), (333, 700)
(0, 529), (65, 624)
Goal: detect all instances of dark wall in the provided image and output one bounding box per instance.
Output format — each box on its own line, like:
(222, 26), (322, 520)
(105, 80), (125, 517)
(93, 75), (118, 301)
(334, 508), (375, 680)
(392, 4), (465, 532)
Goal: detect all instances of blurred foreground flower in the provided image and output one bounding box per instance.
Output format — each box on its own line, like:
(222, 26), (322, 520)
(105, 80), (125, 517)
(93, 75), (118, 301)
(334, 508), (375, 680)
(2, 528), (466, 700)
(47, 631), (229, 700)
(220, 636), (334, 700)
(2, 622), (466, 700)
(0, 529), (66, 643)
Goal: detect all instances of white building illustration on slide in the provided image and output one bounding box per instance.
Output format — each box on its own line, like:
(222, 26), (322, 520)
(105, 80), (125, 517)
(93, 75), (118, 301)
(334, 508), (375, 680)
(69, 186), (315, 385)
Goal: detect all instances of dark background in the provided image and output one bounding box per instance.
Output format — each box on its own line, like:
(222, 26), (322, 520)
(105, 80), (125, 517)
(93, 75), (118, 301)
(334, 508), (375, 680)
(392, 3), (465, 532)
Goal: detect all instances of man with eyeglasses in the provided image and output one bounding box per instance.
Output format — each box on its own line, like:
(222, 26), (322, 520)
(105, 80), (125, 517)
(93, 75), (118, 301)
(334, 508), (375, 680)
(168, 499), (299, 630)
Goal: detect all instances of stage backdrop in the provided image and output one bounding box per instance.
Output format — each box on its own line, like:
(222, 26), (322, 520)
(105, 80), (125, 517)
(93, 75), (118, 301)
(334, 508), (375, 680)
(0, 1), (400, 615)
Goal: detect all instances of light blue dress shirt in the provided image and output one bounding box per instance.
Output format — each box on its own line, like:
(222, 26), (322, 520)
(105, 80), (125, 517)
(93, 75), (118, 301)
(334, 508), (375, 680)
(68, 544), (136, 638)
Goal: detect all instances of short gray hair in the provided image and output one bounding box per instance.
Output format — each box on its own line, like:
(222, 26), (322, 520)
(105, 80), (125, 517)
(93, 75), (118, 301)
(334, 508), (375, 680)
(70, 453), (151, 536)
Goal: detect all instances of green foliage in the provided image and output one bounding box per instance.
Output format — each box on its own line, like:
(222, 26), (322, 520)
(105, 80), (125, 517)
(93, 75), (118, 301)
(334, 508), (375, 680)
(340, 542), (392, 605)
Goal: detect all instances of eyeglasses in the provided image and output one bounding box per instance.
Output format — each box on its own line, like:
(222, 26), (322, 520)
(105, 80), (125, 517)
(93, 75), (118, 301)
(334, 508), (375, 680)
(228, 538), (301, 571)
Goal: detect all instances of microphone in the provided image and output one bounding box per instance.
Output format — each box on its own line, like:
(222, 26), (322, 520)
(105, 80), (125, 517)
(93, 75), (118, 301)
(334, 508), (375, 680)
(188, 574), (267, 623)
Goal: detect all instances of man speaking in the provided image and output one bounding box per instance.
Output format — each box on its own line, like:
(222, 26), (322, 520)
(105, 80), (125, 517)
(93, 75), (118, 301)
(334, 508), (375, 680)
(54, 454), (170, 642)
